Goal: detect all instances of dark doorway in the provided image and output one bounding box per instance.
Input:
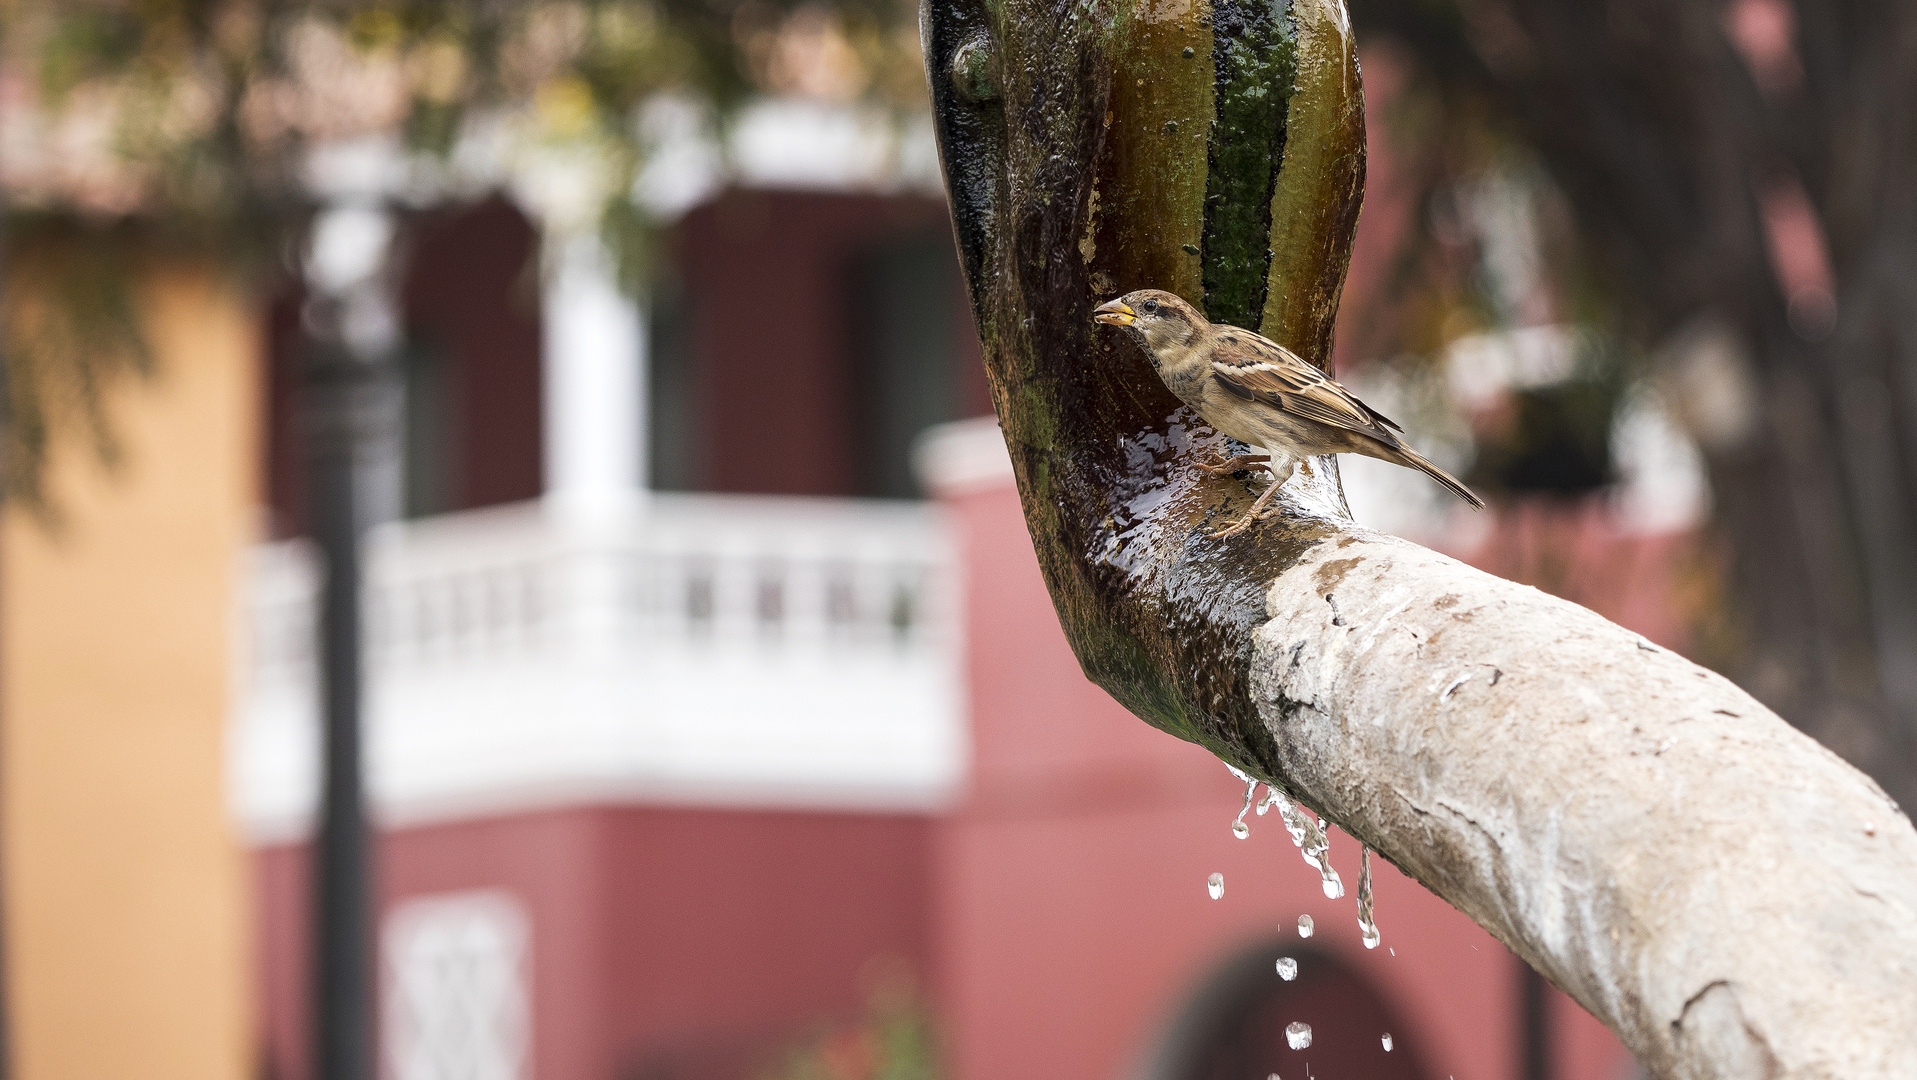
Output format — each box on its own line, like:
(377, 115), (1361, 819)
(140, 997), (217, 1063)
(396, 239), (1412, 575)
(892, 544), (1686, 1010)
(1144, 941), (1432, 1080)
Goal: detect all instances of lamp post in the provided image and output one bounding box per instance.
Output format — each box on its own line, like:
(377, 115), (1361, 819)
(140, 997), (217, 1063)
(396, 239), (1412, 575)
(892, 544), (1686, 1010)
(304, 200), (400, 1080)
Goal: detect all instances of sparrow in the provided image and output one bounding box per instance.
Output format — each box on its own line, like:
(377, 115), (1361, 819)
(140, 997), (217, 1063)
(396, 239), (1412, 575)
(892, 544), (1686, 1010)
(1094, 289), (1483, 537)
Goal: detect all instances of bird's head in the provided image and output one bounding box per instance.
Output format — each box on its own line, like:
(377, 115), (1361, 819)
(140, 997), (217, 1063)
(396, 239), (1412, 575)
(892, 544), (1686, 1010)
(1092, 290), (1208, 354)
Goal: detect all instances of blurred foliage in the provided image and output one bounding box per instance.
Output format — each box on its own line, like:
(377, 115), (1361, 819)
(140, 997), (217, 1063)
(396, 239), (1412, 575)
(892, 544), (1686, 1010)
(0, 0), (928, 506)
(0, 0), (927, 220)
(758, 984), (941, 1080)
(1332, 45), (1636, 499)
(0, 220), (154, 514)
(1344, 0), (1917, 799)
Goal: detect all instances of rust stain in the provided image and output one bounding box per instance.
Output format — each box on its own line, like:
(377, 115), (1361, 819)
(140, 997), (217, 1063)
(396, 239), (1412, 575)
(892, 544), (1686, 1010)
(1313, 556), (1363, 595)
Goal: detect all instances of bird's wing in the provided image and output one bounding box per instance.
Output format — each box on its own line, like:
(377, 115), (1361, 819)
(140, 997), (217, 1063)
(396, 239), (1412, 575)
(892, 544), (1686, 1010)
(1207, 330), (1404, 437)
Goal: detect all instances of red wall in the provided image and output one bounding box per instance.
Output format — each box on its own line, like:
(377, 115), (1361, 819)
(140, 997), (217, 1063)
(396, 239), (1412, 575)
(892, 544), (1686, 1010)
(255, 808), (929, 1080)
(597, 809), (931, 1078)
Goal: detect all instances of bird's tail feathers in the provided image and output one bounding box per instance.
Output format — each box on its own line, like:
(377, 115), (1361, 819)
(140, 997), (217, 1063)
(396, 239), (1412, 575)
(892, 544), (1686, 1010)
(1394, 446), (1486, 509)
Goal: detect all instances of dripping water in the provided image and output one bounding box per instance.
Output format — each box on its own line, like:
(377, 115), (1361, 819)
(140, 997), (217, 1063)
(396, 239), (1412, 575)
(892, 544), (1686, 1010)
(1257, 784), (1282, 816)
(1265, 787), (1345, 898)
(1357, 845), (1380, 949)
(1228, 764), (1257, 839)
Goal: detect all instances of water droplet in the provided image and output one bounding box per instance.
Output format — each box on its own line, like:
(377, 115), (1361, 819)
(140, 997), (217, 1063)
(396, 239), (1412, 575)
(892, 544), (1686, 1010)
(1207, 872), (1224, 899)
(1382, 1033), (1394, 1052)
(1297, 914), (1314, 937)
(1275, 956), (1298, 981)
(1265, 789), (1344, 898)
(1230, 770), (1258, 839)
(1357, 846), (1380, 949)
(1285, 1021), (1313, 1049)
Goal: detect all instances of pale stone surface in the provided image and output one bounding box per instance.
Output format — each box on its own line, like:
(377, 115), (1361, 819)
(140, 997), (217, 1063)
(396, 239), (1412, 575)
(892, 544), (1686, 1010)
(1252, 522), (1917, 1079)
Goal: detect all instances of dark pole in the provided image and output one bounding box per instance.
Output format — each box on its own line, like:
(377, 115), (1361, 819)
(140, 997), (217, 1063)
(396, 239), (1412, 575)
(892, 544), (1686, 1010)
(308, 332), (376, 1080)
(1519, 958), (1551, 1080)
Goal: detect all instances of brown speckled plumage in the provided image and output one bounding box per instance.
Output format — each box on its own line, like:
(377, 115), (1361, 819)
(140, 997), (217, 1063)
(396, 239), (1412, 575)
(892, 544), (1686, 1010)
(1095, 289), (1482, 535)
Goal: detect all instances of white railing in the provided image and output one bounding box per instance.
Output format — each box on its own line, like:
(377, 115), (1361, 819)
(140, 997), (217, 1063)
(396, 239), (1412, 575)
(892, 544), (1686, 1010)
(234, 493), (965, 841)
(250, 495), (950, 680)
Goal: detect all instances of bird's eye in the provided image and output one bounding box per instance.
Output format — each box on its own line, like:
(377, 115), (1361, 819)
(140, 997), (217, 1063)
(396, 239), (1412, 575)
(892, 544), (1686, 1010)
(1143, 299), (1159, 313)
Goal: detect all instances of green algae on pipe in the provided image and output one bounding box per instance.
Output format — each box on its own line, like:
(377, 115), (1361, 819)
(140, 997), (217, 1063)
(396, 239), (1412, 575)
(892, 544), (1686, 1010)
(921, 0), (1364, 765)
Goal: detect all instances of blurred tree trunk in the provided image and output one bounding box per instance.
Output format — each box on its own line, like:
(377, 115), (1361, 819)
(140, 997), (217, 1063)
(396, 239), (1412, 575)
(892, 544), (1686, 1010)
(1350, 0), (1917, 811)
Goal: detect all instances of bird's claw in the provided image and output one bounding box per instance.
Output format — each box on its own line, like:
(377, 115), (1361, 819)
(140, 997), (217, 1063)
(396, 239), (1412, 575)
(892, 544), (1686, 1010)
(1205, 461), (1289, 538)
(1206, 502), (1283, 540)
(1195, 452), (1273, 477)
(1207, 518), (1254, 539)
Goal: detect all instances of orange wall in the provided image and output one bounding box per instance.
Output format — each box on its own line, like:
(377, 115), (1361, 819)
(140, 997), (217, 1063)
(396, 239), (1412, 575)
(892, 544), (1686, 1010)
(2, 266), (256, 1080)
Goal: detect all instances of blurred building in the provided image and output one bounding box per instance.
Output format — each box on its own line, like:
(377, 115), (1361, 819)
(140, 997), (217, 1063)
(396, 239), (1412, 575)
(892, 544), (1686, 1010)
(0, 13), (1725, 1078)
(0, 71), (1710, 1080)
(225, 161), (1654, 1080)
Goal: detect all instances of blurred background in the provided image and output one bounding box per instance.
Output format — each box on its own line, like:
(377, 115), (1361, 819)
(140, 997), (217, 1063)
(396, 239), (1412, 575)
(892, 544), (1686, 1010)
(0, 2), (1910, 1080)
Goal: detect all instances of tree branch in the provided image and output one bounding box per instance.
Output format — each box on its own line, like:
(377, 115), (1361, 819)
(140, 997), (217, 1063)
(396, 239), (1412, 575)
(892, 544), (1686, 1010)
(921, 0), (1917, 1073)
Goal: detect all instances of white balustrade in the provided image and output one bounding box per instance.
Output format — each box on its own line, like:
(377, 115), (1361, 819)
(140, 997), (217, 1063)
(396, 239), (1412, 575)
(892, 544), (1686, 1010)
(233, 493), (964, 842)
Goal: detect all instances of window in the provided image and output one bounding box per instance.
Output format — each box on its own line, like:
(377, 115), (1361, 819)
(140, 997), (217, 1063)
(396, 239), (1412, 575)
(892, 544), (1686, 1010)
(384, 890), (531, 1080)
(851, 234), (965, 499)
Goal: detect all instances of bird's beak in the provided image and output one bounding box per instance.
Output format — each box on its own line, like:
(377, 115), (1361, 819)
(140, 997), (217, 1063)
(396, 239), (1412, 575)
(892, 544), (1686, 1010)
(1093, 300), (1136, 326)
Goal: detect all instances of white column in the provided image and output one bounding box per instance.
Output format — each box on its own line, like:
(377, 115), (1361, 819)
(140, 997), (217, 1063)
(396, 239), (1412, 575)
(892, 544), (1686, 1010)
(542, 234), (646, 522)
(540, 234), (646, 669)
